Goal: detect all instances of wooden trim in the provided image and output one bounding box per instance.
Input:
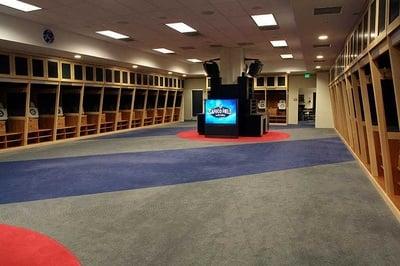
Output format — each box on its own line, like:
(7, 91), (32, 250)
(359, 66), (380, 177)
(369, 53), (395, 194)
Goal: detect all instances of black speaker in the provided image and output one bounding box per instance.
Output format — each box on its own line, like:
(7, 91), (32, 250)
(203, 61), (220, 78)
(248, 60), (263, 77)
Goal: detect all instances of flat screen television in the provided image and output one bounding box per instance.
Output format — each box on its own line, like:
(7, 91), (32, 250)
(205, 99), (237, 125)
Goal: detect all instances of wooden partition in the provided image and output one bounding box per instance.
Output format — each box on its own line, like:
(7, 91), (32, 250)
(0, 82), (27, 149)
(156, 90), (167, 124)
(329, 0), (400, 211)
(0, 51), (184, 151)
(144, 90), (157, 126)
(102, 87), (120, 132)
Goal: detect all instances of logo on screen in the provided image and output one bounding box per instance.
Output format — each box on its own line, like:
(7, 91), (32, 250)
(205, 99), (237, 125)
(209, 105), (232, 118)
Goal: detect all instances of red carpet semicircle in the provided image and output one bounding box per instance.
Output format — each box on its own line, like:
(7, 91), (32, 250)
(0, 224), (80, 266)
(177, 130), (290, 143)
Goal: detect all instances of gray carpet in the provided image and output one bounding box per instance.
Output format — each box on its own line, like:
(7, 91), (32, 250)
(0, 123), (399, 265)
(1, 162), (400, 265)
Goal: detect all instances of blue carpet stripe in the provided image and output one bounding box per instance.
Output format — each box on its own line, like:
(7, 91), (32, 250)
(0, 137), (353, 204)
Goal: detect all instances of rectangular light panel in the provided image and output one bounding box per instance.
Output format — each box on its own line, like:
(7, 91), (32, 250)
(0, 0), (41, 12)
(153, 48), (175, 54)
(96, 30), (129, 40)
(281, 54), (294, 59)
(166, 22), (197, 33)
(251, 14), (277, 27)
(187, 59), (202, 63)
(270, 40), (288, 47)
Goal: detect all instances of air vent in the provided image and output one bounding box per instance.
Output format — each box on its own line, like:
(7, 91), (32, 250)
(202, 10), (215, 15)
(314, 60), (326, 63)
(120, 38), (134, 42)
(180, 46), (196, 50)
(259, 25), (280, 31)
(314, 6), (342, 15)
(184, 32), (201, 37)
(313, 44), (332, 48)
(210, 44), (223, 48)
(238, 42), (254, 46)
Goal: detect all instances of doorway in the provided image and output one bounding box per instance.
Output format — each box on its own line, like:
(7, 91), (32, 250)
(192, 90), (203, 119)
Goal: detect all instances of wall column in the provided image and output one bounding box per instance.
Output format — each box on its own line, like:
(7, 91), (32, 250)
(219, 47), (245, 84)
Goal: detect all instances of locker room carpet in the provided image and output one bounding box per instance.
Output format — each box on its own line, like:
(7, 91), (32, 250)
(1, 122), (400, 265)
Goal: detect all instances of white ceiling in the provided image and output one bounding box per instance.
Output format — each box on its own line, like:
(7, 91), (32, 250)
(0, 0), (367, 73)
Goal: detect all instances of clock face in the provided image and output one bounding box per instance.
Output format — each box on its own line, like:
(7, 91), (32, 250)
(0, 110), (4, 117)
(43, 29), (55, 44)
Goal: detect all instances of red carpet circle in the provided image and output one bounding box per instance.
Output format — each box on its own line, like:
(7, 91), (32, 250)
(177, 130), (290, 143)
(0, 224), (80, 266)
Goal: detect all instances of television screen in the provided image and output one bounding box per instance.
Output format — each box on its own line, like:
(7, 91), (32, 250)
(205, 99), (237, 125)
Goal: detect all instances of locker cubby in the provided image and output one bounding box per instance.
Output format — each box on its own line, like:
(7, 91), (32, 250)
(102, 88), (119, 132)
(0, 54), (10, 75)
(165, 92), (175, 123)
(0, 83), (26, 149)
(74, 64), (83, 81)
(267, 90), (287, 124)
(14, 56), (29, 77)
(47, 61), (59, 79)
(28, 84), (57, 144)
(118, 89), (133, 130)
(254, 90), (266, 114)
(376, 52), (399, 132)
(156, 91), (167, 124)
(59, 85), (81, 140)
(143, 75), (148, 86)
(32, 58), (45, 78)
(133, 89), (146, 128)
(144, 90), (157, 126)
(85, 66), (94, 82)
(82, 86), (101, 136)
(61, 62), (72, 80)
(129, 72), (135, 85)
(174, 91), (183, 122)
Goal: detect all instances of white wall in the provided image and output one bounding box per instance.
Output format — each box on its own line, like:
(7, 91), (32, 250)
(0, 13), (190, 73)
(316, 72), (334, 128)
(183, 78), (207, 120)
(288, 74), (316, 124)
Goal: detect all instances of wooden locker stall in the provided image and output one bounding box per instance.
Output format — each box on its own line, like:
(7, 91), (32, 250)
(102, 87), (120, 132)
(133, 89), (146, 128)
(119, 88), (134, 130)
(81, 86), (102, 136)
(0, 82), (27, 149)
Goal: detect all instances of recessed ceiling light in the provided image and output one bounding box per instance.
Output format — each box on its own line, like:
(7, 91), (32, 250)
(74, 54), (82, 59)
(251, 14), (277, 27)
(316, 66), (322, 69)
(187, 58), (202, 63)
(183, 74), (187, 77)
(153, 48), (175, 54)
(318, 35), (328, 40)
(286, 71), (291, 74)
(270, 40), (288, 47)
(0, 0), (41, 12)
(168, 71), (173, 75)
(166, 22), (197, 33)
(316, 55), (324, 59)
(281, 54), (293, 59)
(132, 65), (138, 69)
(96, 30), (129, 39)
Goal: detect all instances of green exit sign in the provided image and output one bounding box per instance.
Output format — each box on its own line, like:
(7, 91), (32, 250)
(304, 73), (311, 79)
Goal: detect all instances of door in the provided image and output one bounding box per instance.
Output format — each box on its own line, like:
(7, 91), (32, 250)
(192, 90), (203, 117)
